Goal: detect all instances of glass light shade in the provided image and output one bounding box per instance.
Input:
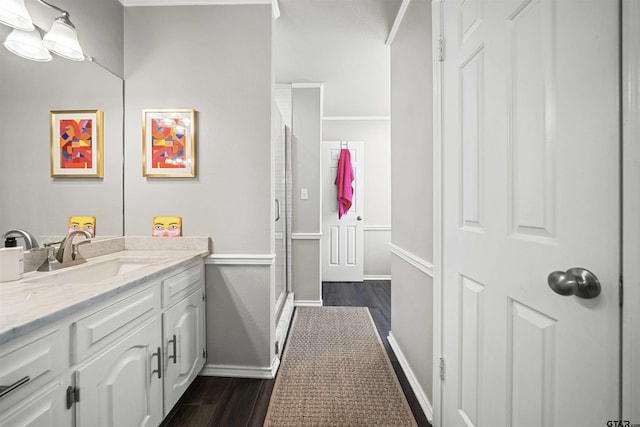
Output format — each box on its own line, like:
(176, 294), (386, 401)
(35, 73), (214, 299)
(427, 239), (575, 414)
(42, 17), (83, 61)
(3, 28), (52, 62)
(0, 0), (34, 31)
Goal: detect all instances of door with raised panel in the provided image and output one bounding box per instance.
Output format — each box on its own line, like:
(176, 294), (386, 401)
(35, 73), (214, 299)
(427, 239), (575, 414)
(440, 1), (620, 426)
(322, 141), (365, 282)
(74, 318), (162, 427)
(162, 288), (205, 413)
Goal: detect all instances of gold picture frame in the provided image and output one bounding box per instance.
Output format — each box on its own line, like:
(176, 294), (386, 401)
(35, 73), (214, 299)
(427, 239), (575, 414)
(50, 109), (104, 178)
(142, 109), (196, 178)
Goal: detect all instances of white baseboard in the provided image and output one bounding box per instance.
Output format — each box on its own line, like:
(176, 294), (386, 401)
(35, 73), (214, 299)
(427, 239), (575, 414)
(364, 275), (391, 281)
(294, 299), (323, 307)
(200, 357), (280, 379)
(388, 331), (434, 423)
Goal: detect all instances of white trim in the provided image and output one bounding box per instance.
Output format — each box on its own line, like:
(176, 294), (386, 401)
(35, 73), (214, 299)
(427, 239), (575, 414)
(200, 357), (280, 379)
(205, 253), (275, 265)
(291, 83), (324, 89)
(431, 2), (444, 425)
(275, 293), (295, 359)
(364, 225), (391, 231)
(291, 232), (322, 240)
(322, 116), (391, 121)
(385, 0), (412, 46)
(294, 299), (323, 307)
(388, 332), (434, 423)
(623, 0), (640, 421)
(363, 275), (391, 281)
(388, 243), (434, 278)
(119, 0), (278, 11)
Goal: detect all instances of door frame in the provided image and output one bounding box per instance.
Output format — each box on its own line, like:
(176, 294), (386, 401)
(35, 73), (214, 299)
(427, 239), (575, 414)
(431, 0), (639, 425)
(431, 0), (444, 426)
(622, 0), (640, 421)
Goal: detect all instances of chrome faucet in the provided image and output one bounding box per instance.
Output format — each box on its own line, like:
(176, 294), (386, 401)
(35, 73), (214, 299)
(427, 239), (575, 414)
(2, 229), (40, 251)
(56, 230), (92, 265)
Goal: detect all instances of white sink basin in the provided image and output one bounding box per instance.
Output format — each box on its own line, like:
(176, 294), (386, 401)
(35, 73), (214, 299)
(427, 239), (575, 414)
(24, 256), (171, 284)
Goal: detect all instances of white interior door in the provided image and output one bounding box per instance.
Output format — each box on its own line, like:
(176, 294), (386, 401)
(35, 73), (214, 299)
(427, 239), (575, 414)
(440, 1), (620, 426)
(322, 141), (364, 282)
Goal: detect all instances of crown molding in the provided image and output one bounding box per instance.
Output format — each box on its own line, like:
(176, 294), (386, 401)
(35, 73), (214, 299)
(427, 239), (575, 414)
(119, 0), (280, 18)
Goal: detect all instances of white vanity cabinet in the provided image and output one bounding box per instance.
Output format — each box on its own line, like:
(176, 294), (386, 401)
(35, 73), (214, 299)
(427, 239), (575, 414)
(74, 317), (163, 427)
(0, 256), (206, 427)
(161, 264), (206, 414)
(0, 380), (71, 426)
(162, 288), (205, 412)
(0, 327), (71, 427)
(72, 285), (163, 427)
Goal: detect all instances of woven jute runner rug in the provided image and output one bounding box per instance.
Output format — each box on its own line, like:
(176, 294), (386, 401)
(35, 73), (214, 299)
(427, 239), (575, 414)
(264, 307), (417, 426)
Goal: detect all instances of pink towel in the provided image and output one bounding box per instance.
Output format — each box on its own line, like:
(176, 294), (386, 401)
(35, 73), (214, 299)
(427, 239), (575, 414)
(335, 148), (354, 219)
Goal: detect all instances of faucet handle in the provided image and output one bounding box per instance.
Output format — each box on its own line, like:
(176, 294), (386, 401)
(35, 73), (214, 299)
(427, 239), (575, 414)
(72, 240), (91, 261)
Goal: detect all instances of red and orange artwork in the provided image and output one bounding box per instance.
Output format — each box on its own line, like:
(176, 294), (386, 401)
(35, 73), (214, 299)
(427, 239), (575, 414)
(59, 119), (93, 169)
(151, 118), (186, 169)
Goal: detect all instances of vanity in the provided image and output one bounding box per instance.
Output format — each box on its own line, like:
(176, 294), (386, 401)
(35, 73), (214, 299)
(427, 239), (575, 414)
(0, 237), (209, 427)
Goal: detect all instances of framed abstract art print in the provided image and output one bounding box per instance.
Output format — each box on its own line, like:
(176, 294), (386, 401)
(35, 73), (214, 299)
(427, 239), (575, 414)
(142, 109), (196, 178)
(50, 110), (104, 178)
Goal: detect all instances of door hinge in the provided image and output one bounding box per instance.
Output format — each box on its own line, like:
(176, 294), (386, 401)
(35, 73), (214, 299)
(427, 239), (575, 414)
(275, 341), (280, 356)
(202, 291), (206, 302)
(66, 386), (79, 409)
(439, 357), (445, 381)
(202, 348), (207, 359)
(619, 277), (624, 307)
(438, 36), (445, 62)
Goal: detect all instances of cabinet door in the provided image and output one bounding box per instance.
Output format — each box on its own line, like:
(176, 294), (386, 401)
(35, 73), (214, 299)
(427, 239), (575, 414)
(163, 288), (205, 413)
(0, 380), (70, 427)
(75, 317), (162, 427)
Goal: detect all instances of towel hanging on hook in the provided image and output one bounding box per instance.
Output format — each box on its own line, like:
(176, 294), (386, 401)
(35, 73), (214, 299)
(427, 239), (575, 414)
(335, 147), (354, 219)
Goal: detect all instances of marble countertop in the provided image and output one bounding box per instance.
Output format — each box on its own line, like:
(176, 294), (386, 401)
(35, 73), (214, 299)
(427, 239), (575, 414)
(0, 237), (210, 345)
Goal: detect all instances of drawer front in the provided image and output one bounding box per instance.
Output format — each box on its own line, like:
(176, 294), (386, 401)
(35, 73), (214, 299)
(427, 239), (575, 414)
(73, 286), (160, 363)
(162, 263), (203, 307)
(0, 380), (70, 427)
(0, 328), (66, 407)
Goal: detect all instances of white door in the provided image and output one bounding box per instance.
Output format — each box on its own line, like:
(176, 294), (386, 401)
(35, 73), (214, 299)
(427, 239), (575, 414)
(322, 141), (364, 282)
(163, 289), (206, 413)
(440, 1), (620, 427)
(75, 318), (162, 427)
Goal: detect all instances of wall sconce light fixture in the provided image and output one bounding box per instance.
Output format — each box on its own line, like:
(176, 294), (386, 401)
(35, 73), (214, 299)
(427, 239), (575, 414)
(1, 0), (84, 62)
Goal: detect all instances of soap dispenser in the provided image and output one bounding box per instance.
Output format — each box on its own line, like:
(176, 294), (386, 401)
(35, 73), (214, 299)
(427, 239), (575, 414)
(0, 238), (23, 282)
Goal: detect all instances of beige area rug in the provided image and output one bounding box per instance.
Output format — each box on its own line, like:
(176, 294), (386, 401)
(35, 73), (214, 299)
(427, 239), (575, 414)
(264, 307), (417, 426)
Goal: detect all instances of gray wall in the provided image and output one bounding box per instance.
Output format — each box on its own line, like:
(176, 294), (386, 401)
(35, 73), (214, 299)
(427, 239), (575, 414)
(389, 0), (434, 407)
(323, 119), (391, 277)
(291, 85), (323, 303)
(275, 0), (399, 117)
(0, 0), (124, 239)
(124, 4), (275, 370)
(124, 5), (272, 253)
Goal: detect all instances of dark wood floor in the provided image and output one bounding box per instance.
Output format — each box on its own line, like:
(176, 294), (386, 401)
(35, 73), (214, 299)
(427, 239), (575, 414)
(161, 280), (431, 427)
